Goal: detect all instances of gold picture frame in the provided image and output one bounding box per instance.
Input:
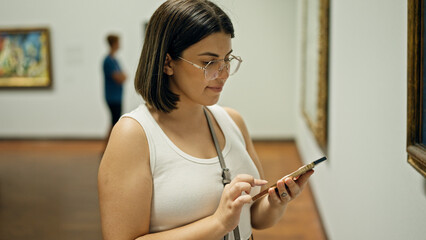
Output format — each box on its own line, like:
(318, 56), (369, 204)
(0, 27), (53, 88)
(407, 0), (426, 177)
(301, 0), (330, 152)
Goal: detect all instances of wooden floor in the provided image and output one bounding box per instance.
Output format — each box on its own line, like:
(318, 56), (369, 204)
(0, 140), (326, 240)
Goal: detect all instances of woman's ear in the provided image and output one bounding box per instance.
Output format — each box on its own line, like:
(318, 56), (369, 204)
(163, 53), (174, 76)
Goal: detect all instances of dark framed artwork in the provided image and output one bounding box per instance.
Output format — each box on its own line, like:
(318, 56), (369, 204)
(0, 27), (52, 88)
(301, 0), (330, 152)
(407, 0), (426, 177)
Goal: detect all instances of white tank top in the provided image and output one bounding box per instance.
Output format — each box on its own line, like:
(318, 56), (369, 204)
(122, 104), (261, 240)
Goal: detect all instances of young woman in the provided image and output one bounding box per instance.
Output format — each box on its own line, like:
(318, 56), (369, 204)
(98, 1), (313, 239)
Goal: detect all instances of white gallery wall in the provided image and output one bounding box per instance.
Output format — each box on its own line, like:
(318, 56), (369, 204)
(0, 0), (297, 139)
(295, 0), (426, 239)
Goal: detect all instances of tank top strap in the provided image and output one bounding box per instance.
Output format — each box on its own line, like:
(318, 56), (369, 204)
(206, 105), (245, 147)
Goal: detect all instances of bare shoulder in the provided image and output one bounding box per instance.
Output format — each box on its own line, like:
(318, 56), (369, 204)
(99, 116), (150, 177)
(111, 116), (147, 142)
(111, 116), (148, 150)
(98, 117), (152, 239)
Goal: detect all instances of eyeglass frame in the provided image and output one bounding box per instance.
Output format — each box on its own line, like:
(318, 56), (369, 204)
(177, 54), (242, 80)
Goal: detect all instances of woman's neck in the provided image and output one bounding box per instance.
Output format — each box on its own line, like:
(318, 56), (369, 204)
(151, 102), (206, 128)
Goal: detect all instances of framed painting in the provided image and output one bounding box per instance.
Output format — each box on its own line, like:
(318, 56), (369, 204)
(0, 28), (52, 88)
(407, 0), (426, 177)
(301, 0), (330, 152)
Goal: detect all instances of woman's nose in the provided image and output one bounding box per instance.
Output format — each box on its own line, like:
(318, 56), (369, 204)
(216, 63), (230, 79)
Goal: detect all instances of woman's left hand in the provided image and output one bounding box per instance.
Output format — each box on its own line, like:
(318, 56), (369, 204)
(266, 170), (314, 206)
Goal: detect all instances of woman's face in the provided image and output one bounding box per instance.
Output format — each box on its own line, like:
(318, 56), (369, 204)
(168, 32), (233, 107)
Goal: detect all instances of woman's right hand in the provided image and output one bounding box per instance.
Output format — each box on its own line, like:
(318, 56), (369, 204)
(213, 174), (267, 233)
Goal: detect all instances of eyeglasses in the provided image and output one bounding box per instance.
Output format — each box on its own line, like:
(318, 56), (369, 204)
(178, 55), (242, 81)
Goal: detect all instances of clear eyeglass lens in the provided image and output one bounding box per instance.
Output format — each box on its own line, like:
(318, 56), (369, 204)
(228, 58), (239, 75)
(205, 58), (239, 80)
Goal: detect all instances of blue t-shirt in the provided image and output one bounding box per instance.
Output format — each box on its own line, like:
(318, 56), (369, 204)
(103, 55), (123, 104)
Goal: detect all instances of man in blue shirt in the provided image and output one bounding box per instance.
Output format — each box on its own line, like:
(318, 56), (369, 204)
(103, 34), (126, 128)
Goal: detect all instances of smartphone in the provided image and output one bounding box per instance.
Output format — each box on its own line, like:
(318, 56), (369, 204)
(252, 156), (327, 201)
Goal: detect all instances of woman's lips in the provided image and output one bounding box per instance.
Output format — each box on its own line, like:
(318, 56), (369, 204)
(207, 86), (223, 92)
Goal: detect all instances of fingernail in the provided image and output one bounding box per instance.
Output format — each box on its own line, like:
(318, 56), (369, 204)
(257, 179), (268, 184)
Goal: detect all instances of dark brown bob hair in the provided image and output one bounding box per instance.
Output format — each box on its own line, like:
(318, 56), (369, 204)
(134, 0), (234, 113)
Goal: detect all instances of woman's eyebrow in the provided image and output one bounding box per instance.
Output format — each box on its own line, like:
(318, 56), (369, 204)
(198, 49), (233, 57)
